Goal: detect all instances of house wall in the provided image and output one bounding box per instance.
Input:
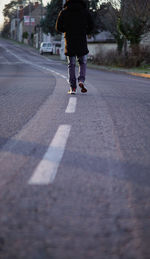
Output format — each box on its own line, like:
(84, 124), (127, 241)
(43, 33), (51, 43)
(141, 32), (150, 47)
(30, 4), (42, 27)
(21, 4), (43, 42)
(88, 43), (117, 57)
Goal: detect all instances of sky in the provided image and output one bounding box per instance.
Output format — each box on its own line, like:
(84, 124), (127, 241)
(0, 0), (50, 29)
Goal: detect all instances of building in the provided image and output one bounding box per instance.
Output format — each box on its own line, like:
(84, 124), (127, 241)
(10, 1), (47, 47)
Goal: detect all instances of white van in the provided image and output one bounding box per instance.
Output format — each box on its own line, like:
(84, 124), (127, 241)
(40, 42), (53, 55)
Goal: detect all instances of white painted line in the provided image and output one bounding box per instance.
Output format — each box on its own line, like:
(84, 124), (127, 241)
(0, 62), (23, 65)
(55, 72), (61, 75)
(65, 97), (77, 113)
(28, 125), (71, 185)
(2, 47), (68, 82)
(61, 75), (66, 79)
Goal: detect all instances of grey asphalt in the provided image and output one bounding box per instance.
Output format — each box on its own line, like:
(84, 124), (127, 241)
(0, 38), (150, 259)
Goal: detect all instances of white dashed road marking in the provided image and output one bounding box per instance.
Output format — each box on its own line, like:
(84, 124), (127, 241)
(2, 47), (75, 185)
(28, 125), (71, 185)
(65, 97), (77, 113)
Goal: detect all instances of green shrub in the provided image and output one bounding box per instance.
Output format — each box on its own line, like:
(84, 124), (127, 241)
(22, 31), (28, 39)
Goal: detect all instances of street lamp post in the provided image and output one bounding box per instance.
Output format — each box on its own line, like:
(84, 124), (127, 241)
(60, 0), (65, 60)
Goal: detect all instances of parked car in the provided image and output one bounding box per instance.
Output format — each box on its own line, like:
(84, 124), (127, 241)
(40, 42), (53, 55)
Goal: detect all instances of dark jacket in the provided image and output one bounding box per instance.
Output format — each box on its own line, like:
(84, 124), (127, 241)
(55, 0), (94, 57)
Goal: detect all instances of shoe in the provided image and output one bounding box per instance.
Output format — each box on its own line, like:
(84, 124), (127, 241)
(68, 87), (77, 94)
(79, 82), (87, 93)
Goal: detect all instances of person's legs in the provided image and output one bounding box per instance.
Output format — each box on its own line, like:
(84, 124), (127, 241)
(77, 55), (87, 93)
(67, 56), (77, 90)
(77, 55), (87, 83)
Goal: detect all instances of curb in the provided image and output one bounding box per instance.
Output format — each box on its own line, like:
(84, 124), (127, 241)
(87, 63), (150, 80)
(128, 72), (150, 79)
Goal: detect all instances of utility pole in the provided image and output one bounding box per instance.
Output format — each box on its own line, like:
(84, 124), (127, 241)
(40, 0), (43, 45)
(28, 0), (32, 45)
(16, 6), (19, 41)
(60, 0), (65, 60)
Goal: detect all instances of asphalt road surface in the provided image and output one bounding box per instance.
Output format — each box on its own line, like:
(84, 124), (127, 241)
(0, 38), (150, 259)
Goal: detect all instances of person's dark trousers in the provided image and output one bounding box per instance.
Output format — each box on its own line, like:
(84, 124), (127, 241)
(67, 55), (87, 89)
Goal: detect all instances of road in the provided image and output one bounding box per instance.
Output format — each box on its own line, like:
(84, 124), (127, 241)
(0, 38), (150, 259)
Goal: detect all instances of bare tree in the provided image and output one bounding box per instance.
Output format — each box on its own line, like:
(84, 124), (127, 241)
(110, 0), (150, 53)
(97, 1), (124, 53)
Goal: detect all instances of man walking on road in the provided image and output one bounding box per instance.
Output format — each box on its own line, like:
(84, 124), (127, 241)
(56, 0), (94, 94)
